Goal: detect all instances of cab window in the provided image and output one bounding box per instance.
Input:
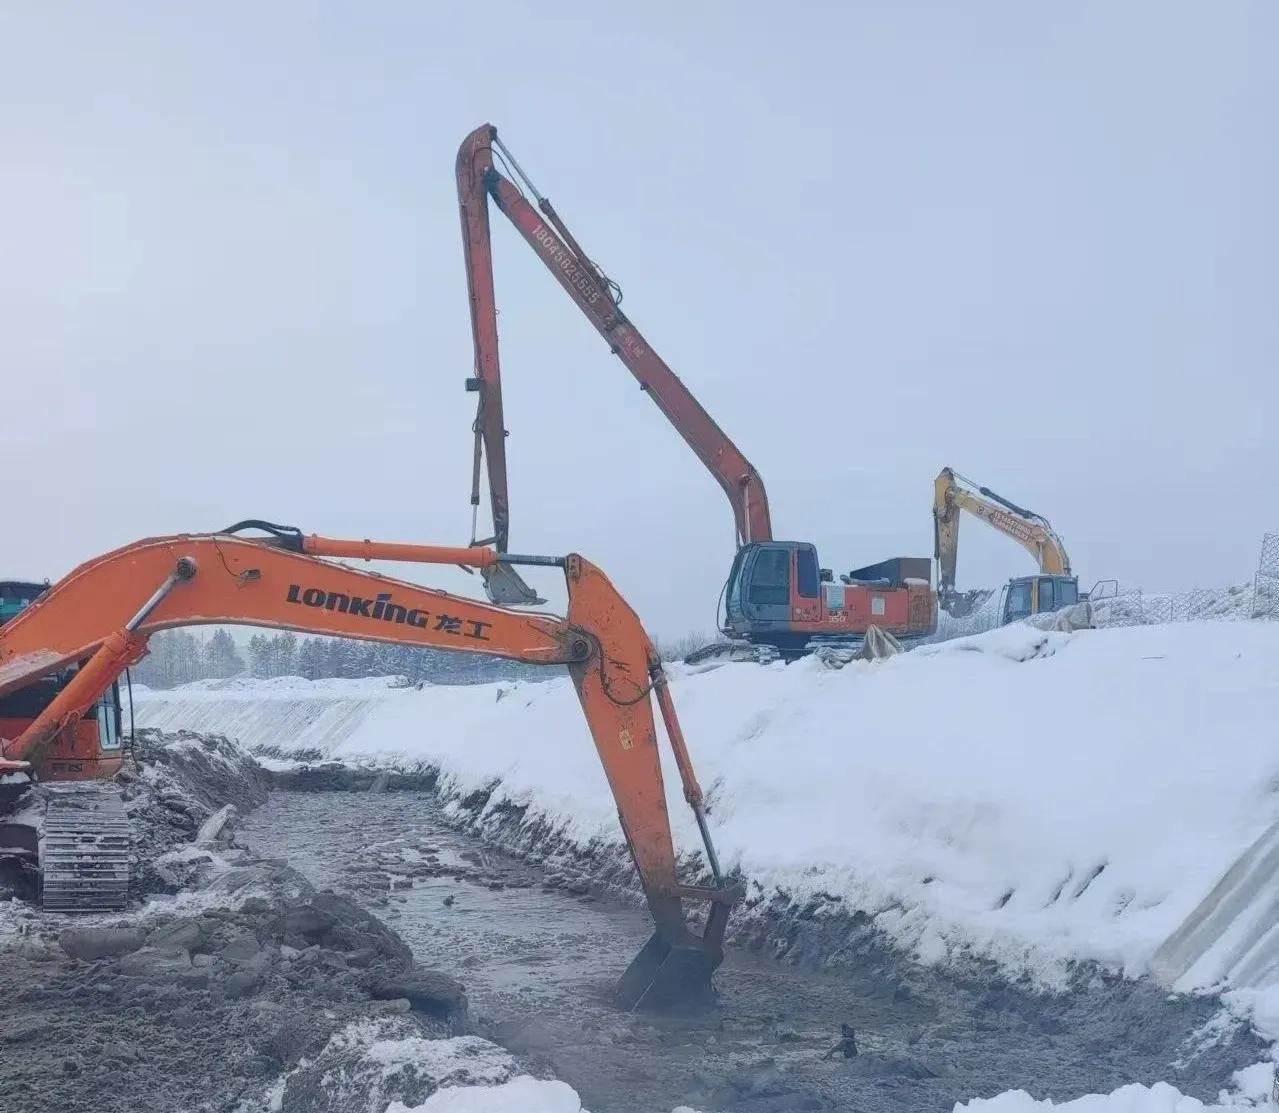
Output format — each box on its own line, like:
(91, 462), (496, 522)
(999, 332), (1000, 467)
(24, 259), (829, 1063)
(796, 546), (820, 599)
(1006, 581), (1032, 619)
(1056, 579), (1078, 607)
(748, 548), (791, 606)
(96, 696), (121, 751)
(1037, 579), (1055, 612)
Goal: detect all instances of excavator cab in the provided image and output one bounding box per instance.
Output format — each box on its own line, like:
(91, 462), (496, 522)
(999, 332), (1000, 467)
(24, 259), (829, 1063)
(723, 543), (935, 656)
(1, 579), (48, 622)
(723, 543), (815, 655)
(0, 581), (126, 782)
(1001, 574), (1081, 625)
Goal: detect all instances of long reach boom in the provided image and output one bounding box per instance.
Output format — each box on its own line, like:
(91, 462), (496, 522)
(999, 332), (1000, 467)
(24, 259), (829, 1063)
(457, 124), (772, 554)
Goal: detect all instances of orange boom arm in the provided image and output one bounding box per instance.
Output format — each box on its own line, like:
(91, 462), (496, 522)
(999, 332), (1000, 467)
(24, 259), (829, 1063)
(457, 123), (772, 554)
(0, 525), (735, 1008)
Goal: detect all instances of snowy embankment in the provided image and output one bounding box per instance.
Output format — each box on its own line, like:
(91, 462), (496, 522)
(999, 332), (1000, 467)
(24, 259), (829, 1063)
(136, 621), (1279, 995)
(130, 674), (403, 757)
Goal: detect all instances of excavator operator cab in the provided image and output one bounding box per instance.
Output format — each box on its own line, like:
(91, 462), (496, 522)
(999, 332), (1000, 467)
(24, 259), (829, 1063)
(1, 579), (48, 623)
(724, 542), (815, 654)
(1001, 574), (1080, 625)
(0, 580), (125, 781)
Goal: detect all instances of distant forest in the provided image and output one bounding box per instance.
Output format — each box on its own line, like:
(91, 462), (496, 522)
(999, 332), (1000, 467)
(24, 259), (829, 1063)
(131, 628), (555, 689)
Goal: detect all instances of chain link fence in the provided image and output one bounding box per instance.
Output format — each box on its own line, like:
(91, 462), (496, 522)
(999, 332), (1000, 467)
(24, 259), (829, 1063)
(1083, 536), (1277, 628)
(1088, 587), (1145, 628)
(1253, 533), (1279, 620)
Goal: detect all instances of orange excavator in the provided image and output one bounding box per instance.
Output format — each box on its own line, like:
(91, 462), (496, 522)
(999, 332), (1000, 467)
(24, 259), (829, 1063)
(456, 124), (936, 659)
(0, 521), (737, 1009)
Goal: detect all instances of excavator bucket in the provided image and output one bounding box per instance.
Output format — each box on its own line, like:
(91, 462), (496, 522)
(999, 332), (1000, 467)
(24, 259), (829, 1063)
(481, 561), (546, 607)
(615, 902), (731, 1011)
(939, 587), (993, 618)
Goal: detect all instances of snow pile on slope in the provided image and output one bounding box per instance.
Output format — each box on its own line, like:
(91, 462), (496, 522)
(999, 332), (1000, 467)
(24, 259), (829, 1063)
(138, 620), (1279, 988)
(959, 1061), (1274, 1113)
(159, 675), (407, 695)
(133, 676), (409, 756)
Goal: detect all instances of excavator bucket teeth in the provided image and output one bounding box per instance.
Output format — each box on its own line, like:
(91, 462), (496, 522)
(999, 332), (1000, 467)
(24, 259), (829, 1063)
(616, 931), (723, 1012)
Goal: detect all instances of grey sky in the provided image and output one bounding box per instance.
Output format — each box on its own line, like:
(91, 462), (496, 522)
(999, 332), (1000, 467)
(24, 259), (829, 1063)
(2, 2), (1274, 636)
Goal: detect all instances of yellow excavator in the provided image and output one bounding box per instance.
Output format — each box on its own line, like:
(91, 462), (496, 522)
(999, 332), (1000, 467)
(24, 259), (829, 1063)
(933, 467), (1082, 624)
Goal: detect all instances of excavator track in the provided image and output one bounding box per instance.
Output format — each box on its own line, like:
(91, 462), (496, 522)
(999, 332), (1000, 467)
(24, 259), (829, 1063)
(42, 785), (130, 912)
(683, 640), (778, 666)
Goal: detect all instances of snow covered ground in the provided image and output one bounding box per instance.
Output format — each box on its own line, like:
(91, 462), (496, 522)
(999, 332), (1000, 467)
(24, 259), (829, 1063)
(137, 619), (1279, 1113)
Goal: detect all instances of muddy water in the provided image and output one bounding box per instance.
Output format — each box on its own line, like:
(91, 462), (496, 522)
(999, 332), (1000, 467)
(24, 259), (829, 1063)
(240, 791), (1263, 1113)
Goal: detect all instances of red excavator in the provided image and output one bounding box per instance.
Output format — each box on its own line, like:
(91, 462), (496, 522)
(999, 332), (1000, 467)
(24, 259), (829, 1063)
(0, 522), (737, 1009)
(456, 124), (936, 659)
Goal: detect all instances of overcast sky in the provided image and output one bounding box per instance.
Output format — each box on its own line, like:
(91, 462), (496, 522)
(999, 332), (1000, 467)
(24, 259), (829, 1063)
(2, 2), (1274, 636)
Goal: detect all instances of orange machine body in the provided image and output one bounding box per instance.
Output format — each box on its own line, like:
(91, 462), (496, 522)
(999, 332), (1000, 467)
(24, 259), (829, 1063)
(0, 713), (122, 782)
(0, 529), (734, 1006)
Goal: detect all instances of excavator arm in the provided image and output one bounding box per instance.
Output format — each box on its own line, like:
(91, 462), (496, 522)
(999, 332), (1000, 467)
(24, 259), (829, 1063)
(457, 123), (772, 565)
(0, 524), (735, 1008)
(933, 467), (1072, 611)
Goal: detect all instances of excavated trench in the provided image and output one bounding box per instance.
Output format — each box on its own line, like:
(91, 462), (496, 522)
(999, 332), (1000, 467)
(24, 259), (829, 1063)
(240, 785), (1266, 1113)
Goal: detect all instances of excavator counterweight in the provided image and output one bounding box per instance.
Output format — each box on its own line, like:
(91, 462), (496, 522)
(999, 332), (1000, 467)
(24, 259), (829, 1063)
(0, 525), (738, 1009)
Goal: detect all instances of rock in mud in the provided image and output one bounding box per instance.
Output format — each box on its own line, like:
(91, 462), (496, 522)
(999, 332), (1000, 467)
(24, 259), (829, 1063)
(58, 926), (146, 962)
(147, 918), (206, 954)
(219, 930), (263, 964)
(195, 802), (238, 846)
(369, 968), (469, 1033)
(277, 891), (411, 962)
(118, 946), (191, 977)
(224, 968), (261, 998)
(272, 1019), (515, 1113)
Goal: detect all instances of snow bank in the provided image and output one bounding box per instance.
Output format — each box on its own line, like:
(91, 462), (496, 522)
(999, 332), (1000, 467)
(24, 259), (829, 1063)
(137, 621), (1279, 989)
(133, 675), (408, 755)
(958, 1061), (1274, 1113)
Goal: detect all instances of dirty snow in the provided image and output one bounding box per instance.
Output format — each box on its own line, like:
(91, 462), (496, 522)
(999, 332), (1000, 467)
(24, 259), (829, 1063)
(137, 620), (1279, 993)
(387, 1076), (585, 1112)
(261, 1018), (593, 1113)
